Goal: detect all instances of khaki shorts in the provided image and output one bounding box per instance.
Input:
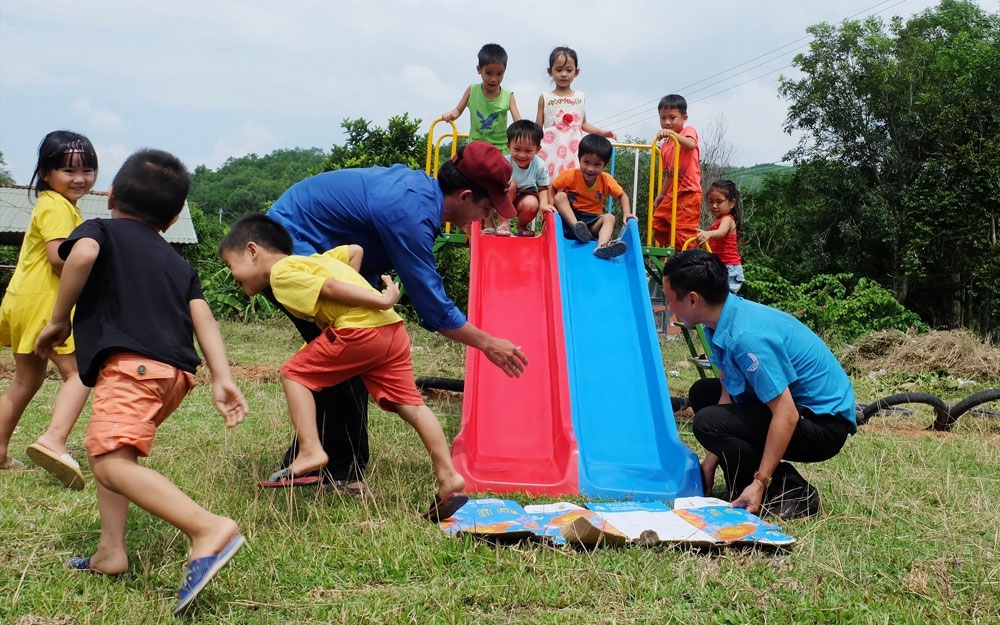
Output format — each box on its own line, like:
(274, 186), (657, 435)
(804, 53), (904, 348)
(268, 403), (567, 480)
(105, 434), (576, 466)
(86, 353), (194, 457)
(281, 322), (423, 412)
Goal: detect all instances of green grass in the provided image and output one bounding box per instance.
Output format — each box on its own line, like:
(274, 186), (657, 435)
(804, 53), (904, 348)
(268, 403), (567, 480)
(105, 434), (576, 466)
(2, 318), (999, 624)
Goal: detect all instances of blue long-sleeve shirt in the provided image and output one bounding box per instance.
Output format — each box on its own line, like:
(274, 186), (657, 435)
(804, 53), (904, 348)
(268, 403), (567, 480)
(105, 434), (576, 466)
(267, 165), (466, 332)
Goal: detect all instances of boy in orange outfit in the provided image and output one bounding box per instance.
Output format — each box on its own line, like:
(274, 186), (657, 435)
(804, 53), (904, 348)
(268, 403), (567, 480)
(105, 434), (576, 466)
(652, 94), (702, 249)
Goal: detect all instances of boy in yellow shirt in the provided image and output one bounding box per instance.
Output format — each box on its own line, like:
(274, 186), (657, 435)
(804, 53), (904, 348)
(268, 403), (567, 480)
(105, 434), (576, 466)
(219, 215), (467, 520)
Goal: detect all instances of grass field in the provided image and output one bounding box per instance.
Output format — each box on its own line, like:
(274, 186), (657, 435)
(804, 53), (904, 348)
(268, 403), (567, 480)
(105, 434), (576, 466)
(2, 317), (998, 624)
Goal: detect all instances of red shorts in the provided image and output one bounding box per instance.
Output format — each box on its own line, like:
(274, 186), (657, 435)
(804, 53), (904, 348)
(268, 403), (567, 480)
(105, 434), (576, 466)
(653, 191), (702, 249)
(86, 353), (194, 457)
(281, 322), (423, 412)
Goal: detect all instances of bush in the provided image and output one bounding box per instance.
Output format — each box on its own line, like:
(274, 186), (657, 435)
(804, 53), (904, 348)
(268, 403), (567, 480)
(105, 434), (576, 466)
(743, 266), (927, 344)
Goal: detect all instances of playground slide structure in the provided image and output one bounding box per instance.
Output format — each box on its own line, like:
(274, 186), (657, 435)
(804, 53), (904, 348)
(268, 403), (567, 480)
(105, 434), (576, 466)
(450, 216), (578, 495)
(451, 213), (702, 501)
(556, 218), (702, 500)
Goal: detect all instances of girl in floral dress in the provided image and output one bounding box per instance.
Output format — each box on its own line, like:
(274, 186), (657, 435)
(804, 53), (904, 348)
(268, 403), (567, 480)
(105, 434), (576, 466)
(535, 46), (617, 178)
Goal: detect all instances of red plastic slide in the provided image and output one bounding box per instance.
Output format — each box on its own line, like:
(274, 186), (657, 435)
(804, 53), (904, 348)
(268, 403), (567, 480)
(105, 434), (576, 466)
(450, 215), (578, 495)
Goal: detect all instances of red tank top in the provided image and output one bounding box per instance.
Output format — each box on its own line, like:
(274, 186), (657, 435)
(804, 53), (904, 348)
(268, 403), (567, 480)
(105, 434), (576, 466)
(710, 216), (741, 266)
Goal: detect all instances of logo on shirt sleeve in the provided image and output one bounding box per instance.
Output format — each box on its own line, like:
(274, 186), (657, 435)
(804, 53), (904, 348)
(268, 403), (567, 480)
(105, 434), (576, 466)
(741, 352), (760, 373)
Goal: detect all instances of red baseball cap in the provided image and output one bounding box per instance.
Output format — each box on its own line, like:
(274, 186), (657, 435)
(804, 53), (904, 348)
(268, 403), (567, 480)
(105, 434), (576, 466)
(452, 141), (516, 218)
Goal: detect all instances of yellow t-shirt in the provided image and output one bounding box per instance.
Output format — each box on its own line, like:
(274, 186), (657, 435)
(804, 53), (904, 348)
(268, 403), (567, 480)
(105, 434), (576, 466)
(270, 246), (402, 330)
(0, 190), (82, 353)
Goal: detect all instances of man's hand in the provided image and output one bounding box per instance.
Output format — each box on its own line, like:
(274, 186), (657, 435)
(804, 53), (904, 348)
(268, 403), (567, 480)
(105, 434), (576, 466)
(730, 479), (766, 514)
(483, 337), (528, 378)
(34, 321), (72, 359)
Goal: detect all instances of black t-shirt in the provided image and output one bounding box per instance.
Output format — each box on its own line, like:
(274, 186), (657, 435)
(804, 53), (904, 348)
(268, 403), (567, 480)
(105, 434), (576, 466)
(59, 218), (204, 387)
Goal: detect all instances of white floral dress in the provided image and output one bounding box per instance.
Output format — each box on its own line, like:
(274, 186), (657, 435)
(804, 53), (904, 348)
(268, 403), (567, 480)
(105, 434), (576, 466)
(539, 90), (586, 178)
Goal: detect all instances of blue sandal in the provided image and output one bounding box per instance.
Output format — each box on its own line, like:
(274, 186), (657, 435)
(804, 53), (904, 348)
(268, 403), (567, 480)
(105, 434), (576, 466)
(173, 534), (245, 614)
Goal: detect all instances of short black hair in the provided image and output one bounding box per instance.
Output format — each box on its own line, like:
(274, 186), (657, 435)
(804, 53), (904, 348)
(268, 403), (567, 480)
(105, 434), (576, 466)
(30, 130), (99, 197)
(478, 43), (507, 67)
(437, 144), (490, 202)
(547, 46), (578, 69)
(111, 149), (189, 231)
(662, 249), (729, 305)
(220, 214), (294, 255)
(658, 94), (688, 114)
(578, 134), (613, 164)
(507, 120), (543, 147)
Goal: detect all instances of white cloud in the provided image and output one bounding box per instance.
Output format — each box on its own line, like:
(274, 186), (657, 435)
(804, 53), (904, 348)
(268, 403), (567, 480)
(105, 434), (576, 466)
(73, 97), (125, 131)
(203, 122), (277, 170)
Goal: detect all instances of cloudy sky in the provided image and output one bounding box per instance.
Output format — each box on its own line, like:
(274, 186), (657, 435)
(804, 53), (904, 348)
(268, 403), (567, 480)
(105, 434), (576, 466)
(0, 0), (957, 190)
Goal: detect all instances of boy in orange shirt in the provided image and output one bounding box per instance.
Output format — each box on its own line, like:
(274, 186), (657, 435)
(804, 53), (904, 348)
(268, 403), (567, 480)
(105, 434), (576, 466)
(551, 134), (634, 259)
(652, 94), (702, 249)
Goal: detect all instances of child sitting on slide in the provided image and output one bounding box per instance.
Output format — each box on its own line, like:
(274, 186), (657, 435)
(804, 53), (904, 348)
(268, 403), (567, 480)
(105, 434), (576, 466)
(219, 215), (468, 521)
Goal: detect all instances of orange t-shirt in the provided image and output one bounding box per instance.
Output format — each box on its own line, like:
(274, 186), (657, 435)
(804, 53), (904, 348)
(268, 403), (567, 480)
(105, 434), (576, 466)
(660, 125), (701, 196)
(551, 169), (624, 215)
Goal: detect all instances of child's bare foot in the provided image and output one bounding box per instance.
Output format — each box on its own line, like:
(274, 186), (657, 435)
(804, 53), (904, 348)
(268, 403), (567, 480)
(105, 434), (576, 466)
(189, 516), (240, 561)
(0, 456), (25, 470)
(286, 451), (328, 479)
(70, 548), (129, 576)
(436, 471), (466, 500)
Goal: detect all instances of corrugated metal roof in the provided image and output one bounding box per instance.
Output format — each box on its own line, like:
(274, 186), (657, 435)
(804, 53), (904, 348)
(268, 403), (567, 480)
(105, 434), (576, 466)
(0, 185), (198, 245)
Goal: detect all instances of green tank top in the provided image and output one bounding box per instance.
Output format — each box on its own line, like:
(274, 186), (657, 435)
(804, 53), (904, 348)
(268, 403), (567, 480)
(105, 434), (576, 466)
(467, 84), (511, 152)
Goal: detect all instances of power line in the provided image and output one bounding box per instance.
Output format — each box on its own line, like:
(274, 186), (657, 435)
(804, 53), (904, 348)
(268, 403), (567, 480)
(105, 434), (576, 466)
(591, 0), (912, 132)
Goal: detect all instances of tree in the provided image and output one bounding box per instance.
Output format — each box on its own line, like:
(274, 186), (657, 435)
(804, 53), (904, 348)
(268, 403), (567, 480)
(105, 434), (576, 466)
(188, 147), (325, 224)
(319, 114), (426, 172)
(0, 151), (15, 185)
(777, 0), (1000, 336)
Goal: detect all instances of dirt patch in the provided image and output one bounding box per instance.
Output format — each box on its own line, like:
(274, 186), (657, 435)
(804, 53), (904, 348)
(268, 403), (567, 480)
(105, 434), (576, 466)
(843, 329), (1000, 380)
(195, 363), (280, 384)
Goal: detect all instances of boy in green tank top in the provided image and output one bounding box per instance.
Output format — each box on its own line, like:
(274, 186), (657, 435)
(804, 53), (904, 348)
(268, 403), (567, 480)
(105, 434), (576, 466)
(441, 43), (522, 153)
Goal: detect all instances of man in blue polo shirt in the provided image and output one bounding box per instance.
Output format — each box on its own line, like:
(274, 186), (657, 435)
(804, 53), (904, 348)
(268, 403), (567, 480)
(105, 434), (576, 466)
(264, 142), (528, 494)
(663, 249), (856, 519)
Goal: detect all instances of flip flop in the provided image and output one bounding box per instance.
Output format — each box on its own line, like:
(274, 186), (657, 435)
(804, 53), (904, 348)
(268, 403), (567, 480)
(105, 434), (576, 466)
(1, 458), (25, 470)
(66, 556), (128, 578)
(322, 479), (377, 500)
(26, 443), (85, 490)
(173, 533), (245, 614)
(422, 492), (469, 522)
(258, 467), (322, 488)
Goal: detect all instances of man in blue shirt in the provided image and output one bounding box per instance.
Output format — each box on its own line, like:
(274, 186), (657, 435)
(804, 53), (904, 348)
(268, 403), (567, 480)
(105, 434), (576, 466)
(663, 250), (856, 519)
(265, 142), (528, 494)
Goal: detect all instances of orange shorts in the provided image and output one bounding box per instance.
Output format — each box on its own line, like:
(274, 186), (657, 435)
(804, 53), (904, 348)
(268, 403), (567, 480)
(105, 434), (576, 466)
(85, 353), (195, 458)
(653, 190), (702, 249)
(281, 322), (423, 412)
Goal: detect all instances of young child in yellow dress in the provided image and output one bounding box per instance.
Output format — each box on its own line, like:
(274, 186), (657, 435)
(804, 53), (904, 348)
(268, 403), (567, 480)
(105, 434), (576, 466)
(0, 131), (97, 488)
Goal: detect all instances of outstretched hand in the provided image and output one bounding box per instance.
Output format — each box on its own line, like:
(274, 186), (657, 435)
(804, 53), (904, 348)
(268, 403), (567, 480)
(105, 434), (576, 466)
(34, 321), (72, 359)
(729, 480), (766, 514)
(212, 379), (248, 428)
(483, 337), (528, 378)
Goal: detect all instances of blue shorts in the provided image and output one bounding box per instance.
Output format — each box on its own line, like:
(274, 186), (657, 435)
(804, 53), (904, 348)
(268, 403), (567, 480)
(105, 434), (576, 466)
(727, 264), (745, 294)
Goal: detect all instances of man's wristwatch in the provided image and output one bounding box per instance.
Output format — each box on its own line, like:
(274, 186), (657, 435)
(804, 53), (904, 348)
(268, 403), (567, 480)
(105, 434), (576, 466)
(754, 471), (772, 488)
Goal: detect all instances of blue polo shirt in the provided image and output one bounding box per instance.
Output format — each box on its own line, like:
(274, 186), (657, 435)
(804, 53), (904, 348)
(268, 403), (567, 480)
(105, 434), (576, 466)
(267, 166), (466, 333)
(706, 296), (857, 432)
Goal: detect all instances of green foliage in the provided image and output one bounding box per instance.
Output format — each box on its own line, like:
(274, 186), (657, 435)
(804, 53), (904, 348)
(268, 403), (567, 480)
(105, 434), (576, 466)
(774, 0), (1000, 338)
(319, 114), (426, 172)
(188, 147), (325, 224)
(0, 244), (17, 299)
(0, 151), (15, 185)
(744, 266), (928, 343)
(181, 202), (227, 275)
(199, 266), (277, 322)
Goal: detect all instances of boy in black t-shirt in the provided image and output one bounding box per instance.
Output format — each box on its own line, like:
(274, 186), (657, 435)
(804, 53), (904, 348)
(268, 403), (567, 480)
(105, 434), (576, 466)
(34, 149), (249, 615)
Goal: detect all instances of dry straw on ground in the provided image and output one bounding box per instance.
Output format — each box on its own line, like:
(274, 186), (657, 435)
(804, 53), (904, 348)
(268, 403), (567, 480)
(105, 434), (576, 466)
(842, 329), (1000, 380)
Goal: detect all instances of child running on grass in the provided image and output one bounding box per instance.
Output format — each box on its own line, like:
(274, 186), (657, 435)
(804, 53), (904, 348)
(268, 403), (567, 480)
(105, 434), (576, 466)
(34, 149), (248, 615)
(219, 214), (468, 521)
(551, 134), (634, 259)
(1, 131), (97, 488)
(696, 180), (744, 294)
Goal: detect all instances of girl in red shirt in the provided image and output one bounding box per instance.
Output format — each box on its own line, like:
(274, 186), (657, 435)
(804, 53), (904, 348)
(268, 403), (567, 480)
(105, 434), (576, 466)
(696, 180), (744, 293)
